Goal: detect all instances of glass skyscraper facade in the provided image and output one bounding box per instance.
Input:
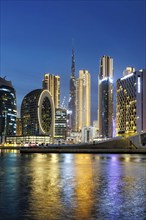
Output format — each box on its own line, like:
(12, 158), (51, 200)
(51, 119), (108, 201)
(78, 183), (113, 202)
(0, 77), (17, 142)
(116, 69), (146, 136)
(98, 56), (114, 138)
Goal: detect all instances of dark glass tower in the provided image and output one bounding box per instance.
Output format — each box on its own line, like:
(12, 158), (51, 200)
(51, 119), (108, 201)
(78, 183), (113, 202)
(98, 56), (114, 138)
(0, 77), (17, 142)
(68, 48), (76, 131)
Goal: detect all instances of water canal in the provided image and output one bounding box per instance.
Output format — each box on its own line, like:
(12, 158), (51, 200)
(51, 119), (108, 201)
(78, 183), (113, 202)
(0, 150), (146, 220)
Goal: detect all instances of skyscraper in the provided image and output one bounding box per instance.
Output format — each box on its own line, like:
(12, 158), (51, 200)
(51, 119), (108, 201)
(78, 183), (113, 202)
(0, 77), (17, 143)
(98, 55), (114, 138)
(21, 89), (55, 137)
(68, 48), (76, 131)
(76, 70), (91, 131)
(116, 69), (146, 136)
(42, 73), (60, 108)
(55, 108), (67, 140)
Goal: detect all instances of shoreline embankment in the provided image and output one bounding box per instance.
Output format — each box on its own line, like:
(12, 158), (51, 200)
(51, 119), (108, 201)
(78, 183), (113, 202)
(0, 138), (146, 154)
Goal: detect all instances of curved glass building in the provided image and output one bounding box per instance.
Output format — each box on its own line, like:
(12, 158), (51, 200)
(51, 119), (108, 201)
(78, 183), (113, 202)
(21, 89), (55, 137)
(0, 77), (17, 141)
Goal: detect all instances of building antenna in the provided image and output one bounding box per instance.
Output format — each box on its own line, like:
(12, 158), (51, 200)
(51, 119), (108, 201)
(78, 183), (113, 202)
(71, 38), (75, 77)
(72, 38), (74, 48)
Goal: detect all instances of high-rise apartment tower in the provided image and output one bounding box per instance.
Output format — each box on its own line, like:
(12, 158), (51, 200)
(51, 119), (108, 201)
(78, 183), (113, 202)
(55, 108), (67, 140)
(116, 69), (146, 135)
(42, 73), (60, 108)
(98, 55), (114, 138)
(76, 70), (91, 131)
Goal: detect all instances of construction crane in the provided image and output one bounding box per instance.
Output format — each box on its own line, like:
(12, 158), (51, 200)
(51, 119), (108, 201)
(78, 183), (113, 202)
(61, 96), (66, 109)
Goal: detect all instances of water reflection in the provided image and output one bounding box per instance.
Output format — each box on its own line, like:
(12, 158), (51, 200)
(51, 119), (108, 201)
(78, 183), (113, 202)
(73, 155), (95, 219)
(0, 152), (145, 220)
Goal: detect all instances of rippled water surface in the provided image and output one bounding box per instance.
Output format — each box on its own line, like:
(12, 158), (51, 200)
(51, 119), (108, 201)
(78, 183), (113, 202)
(0, 151), (146, 220)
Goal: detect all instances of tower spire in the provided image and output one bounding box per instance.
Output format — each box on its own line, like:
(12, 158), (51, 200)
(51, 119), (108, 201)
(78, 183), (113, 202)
(71, 48), (75, 77)
(68, 47), (76, 131)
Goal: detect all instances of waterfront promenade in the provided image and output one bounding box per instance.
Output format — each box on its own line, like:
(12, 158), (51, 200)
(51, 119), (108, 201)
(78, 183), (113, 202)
(19, 147), (146, 154)
(1, 138), (146, 154)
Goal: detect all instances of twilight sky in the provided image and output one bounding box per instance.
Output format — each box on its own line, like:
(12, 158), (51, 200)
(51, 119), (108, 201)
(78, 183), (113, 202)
(1, 0), (146, 123)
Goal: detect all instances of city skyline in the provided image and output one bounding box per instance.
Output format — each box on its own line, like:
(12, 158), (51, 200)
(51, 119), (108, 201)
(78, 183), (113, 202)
(1, 1), (146, 122)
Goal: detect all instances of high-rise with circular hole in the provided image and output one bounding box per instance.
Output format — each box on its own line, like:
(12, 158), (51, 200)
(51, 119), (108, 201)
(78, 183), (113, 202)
(21, 89), (55, 137)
